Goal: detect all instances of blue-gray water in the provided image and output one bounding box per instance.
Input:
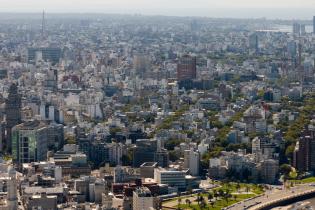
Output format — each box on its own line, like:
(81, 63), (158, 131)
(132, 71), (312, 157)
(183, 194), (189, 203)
(259, 25), (314, 33)
(304, 198), (315, 206)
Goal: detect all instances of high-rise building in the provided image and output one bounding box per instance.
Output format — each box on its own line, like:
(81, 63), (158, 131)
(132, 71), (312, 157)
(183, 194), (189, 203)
(43, 68), (58, 91)
(177, 55), (197, 81)
(184, 149), (200, 176)
(300, 24), (306, 35)
(249, 33), (259, 53)
(5, 83), (21, 153)
(0, 69), (7, 79)
(0, 122), (5, 152)
(140, 162), (157, 179)
(108, 142), (124, 166)
(133, 53), (150, 78)
(190, 19), (200, 32)
(89, 141), (109, 167)
(287, 41), (297, 58)
(28, 48), (62, 65)
(298, 42), (303, 67)
(12, 120), (48, 164)
(252, 137), (262, 162)
(293, 128), (315, 172)
(154, 168), (187, 190)
(133, 139), (157, 167)
(154, 149), (169, 168)
(260, 159), (279, 184)
(293, 137), (309, 172)
(293, 23), (301, 35)
(47, 123), (64, 151)
(133, 187), (154, 210)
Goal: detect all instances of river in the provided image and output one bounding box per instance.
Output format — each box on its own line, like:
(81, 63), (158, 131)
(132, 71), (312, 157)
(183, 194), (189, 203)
(257, 25), (313, 33)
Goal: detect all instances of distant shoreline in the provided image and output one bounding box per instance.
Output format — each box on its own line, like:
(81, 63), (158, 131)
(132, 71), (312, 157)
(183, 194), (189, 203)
(0, 12), (313, 22)
(0, 7), (314, 20)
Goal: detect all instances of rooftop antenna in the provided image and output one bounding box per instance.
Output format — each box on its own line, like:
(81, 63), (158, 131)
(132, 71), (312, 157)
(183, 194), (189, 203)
(41, 10), (45, 38)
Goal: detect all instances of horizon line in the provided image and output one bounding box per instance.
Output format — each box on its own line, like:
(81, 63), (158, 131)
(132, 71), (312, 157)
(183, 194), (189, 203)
(0, 10), (314, 21)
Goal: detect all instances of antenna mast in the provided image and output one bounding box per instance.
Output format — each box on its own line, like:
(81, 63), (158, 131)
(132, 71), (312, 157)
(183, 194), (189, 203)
(41, 10), (45, 38)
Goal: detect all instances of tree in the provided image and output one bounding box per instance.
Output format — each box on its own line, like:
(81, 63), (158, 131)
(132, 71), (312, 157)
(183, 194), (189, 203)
(198, 196), (205, 208)
(226, 182), (232, 190)
(285, 144), (296, 161)
(65, 135), (76, 144)
(207, 193), (213, 201)
(210, 201), (214, 208)
(177, 197), (182, 210)
(200, 199), (206, 209)
(245, 185), (250, 193)
(165, 138), (182, 150)
(121, 154), (132, 166)
(233, 194), (237, 201)
(196, 193), (202, 205)
(236, 182), (241, 193)
(213, 189), (217, 201)
(185, 199), (191, 207)
(280, 164), (292, 177)
(218, 189), (225, 197)
(109, 127), (122, 136)
(169, 150), (180, 162)
(224, 192), (231, 204)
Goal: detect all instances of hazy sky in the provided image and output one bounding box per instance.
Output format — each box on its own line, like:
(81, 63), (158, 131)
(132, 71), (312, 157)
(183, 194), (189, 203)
(1, 0), (315, 19)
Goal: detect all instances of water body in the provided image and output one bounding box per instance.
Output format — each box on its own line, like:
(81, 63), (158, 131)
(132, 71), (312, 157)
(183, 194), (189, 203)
(257, 25), (313, 33)
(303, 197), (315, 207)
(276, 198), (315, 209)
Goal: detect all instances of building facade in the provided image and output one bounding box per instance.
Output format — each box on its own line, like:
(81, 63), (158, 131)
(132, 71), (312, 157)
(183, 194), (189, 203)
(12, 120), (48, 164)
(5, 83), (21, 153)
(154, 168), (186, 190)
(184, 149), (200, 176)
(177, 55), (197, 81)
(133, 187), (154, 210)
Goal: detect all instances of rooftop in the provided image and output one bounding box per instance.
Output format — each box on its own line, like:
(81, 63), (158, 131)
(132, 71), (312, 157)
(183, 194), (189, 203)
(15, 120), (47, 130)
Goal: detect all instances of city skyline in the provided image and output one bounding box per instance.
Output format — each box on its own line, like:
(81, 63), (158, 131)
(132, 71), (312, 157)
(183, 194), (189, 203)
(0, 0), (315, 19)
(1, 1), (315, 209)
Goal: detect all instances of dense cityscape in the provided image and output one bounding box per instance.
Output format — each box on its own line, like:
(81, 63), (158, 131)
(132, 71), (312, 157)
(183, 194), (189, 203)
(0, 10), (315, 210)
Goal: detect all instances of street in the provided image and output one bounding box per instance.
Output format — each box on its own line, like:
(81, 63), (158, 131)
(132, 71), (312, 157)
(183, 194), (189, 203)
(227, 184), (315, 210)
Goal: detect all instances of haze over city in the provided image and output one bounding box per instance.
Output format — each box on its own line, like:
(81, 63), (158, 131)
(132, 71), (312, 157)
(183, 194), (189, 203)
(1, 0), (315, 210)
(0, 0), (315, 19)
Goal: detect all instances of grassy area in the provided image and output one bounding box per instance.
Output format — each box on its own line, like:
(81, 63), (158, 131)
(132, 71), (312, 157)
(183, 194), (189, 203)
(162, 182), (264, 210)
(178, 193), (254, 210)
(299, 177), (315, 183)
(217, 183), (263, 195)
(290, 177), (315, 184)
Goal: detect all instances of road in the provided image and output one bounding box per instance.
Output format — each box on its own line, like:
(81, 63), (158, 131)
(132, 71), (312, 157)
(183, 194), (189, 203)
(226, 184), (315, 210)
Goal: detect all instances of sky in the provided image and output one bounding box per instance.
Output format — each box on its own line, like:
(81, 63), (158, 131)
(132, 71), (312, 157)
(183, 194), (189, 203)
(0, 0), (315, 19)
